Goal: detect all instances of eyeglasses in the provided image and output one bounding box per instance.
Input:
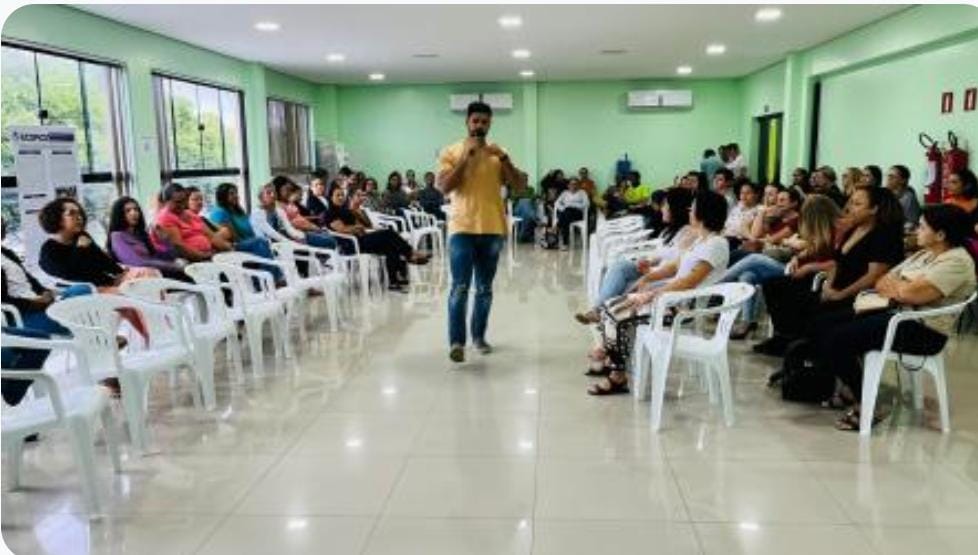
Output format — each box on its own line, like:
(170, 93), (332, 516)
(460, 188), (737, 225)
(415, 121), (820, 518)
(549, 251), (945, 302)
(62, 209), (83, 218)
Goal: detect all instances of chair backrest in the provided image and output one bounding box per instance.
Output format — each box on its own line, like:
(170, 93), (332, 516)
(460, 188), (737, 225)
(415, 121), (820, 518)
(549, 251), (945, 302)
(120, 277), (228, 329)
(49, 293), (192, 352)
(185, 262), (246, 314)
(0, 333), (92, 421)
(200, 257), (278, 307)
(652, 282), (756, 346)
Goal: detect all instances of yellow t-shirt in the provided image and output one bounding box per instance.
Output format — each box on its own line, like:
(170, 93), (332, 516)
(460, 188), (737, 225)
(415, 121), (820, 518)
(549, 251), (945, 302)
(438, 140), (507, 235)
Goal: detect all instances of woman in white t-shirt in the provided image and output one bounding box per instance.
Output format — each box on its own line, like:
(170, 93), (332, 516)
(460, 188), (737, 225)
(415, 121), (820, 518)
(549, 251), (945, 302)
(552, 178), (590, 250)
(587, 190), (731, 395)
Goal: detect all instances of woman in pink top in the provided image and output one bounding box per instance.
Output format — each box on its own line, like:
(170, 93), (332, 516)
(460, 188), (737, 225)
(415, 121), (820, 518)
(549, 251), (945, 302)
(153, 183), (231, 261)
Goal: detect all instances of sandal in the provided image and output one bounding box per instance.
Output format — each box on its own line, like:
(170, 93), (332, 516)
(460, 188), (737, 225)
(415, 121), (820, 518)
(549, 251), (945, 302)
(574, 310), (601, 325)
(835, 408), (886, 432)
(587, 376), (630, 396)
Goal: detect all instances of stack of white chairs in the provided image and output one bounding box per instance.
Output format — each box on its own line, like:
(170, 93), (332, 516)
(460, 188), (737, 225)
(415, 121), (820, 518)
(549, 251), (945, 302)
(585, 216), (650, 303)
(47, 294), (198, 453)
(402, 207), (444, 259)
(568, 204), (590, 260)
(185, 261), (289, 377)
(1, 332), (122, 512)
(631, 283), (755, 430)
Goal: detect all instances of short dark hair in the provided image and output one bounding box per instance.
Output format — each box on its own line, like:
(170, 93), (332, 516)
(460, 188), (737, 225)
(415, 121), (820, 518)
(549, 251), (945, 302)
(785, 187), (804, 207)
(891, 165), (911, 182)
(629, 170), (641, 183)
(39, 197), (85, 234)
(693, 190), (728, 232)
(467, 101), (492, 118)
(715, 168), (734, 183)
(855, 185), (905, 230)
(703, 148), (716, 158)
(161, 182), (186, 202)
(338, 166), (353, 176)
(922, 204), (973, 248)
(864, 165), (882, 186)
(738, 180), (761, 197)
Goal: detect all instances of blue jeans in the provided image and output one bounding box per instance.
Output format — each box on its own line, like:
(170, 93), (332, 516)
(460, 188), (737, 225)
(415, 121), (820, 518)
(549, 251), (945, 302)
(1, 326), (56, 405)
(719, 253), (785, 322)
(513, 199), (537, 241)
(305, 231), (338, 250)
(448, 233), (504, 346)
(595, 259), (643, 308)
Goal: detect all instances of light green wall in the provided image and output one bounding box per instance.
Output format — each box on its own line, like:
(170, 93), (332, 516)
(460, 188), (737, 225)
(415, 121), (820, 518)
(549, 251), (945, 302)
(538, 80), (741, 188)
(779, 4), (978, 183)
(2, 4), (321, 205)
(335, 82), (526, 182)
(818, 36), (978, 192)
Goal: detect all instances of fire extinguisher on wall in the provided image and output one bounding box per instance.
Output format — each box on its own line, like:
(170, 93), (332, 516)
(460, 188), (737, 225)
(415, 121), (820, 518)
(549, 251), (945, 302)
(941, 131), (970, 201)
(920, 133), (943, 203)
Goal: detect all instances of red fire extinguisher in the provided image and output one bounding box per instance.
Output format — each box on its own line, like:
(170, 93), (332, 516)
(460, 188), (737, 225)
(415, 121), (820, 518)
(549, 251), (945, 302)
(941, 131), (970, 201)
(920, 133), (943, 203)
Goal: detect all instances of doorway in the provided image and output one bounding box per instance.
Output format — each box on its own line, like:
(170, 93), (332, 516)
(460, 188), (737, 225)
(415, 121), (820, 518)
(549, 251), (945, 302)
(756, 113), (783, 185)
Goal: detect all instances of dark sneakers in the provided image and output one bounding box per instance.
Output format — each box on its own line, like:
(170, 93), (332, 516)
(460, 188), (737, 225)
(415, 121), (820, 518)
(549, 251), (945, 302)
(449, 344), (465, 363)
(474, 340), (493, 355)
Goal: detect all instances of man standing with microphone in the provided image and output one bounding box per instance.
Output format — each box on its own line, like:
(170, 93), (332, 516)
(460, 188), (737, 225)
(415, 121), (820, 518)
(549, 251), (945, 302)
(437, 101), (526, 363)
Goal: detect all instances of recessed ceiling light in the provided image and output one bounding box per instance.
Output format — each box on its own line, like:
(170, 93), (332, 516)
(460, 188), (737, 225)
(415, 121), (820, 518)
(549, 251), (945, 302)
(519, 70), (535, 78)
(599, 49), (628, 55)
(412, 53), (440, 59)
(498, 15), (523, 29)
(706, 44), (727, 55)
(755, 7), (782, 22)
(254, 21), (280, 32)
(326, 53), (345, 63)
(511, 49), (531, 59)
(368, 73), (385, 81)
(676, 65), (693, 75)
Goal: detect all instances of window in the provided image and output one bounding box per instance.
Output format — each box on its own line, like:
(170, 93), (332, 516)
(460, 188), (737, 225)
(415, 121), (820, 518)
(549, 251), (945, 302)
(267, 98), (311, 179)
(153, 74), (246, 210)
(1, 42), (129, 249)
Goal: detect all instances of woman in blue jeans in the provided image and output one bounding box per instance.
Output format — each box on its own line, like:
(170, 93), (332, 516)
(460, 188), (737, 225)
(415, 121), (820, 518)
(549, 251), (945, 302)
(575, 187), (694, 324)
(723, 194), (842, 339)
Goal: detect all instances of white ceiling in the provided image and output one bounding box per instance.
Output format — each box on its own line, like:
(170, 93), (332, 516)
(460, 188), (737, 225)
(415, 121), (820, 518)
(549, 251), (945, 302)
(77, 3), (908, 84)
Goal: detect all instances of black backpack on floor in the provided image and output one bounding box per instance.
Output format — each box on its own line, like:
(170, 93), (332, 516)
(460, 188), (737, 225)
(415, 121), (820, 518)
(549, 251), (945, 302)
(539, 228), (559, 250)
(779, 339), (835, 404)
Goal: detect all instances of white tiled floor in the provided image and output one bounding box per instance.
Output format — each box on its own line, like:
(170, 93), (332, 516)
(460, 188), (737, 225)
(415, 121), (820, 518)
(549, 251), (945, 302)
(4, 245), (978, 554)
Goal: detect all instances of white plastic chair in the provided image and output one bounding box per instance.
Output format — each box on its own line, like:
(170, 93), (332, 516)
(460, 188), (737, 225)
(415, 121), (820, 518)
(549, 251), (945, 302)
(46, 293), (197, 453)
(632, 283), (755, 430)
(1, 333), (122, 513)
(569, 204), (590, 255)
(858, 291), (977, 436)
(271, 241), (347, 332)
(185, 262), (289, 377)
(120, 278), (244, 405)
(403, 208), (445, 260)
(214, 251), (306, 346)
(2, 303), (24, 327)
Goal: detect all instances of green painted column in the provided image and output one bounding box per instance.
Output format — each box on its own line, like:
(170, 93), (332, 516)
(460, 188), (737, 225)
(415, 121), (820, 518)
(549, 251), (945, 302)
(314, 84), (340, 144)
(521, 81), (539, 187)
(780, 52), (811, 181)
(244, 63), (270, 199)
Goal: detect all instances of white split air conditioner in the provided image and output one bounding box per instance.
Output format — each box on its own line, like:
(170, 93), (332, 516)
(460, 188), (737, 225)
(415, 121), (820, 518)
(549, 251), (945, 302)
(627, 89), (693, 109)
(449, 93), (513, 112)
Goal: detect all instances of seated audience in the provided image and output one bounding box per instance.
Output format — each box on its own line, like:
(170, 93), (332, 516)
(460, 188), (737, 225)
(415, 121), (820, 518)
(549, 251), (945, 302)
(40, 197), (160, 289)
(405, 169), (419, 198)
(789, 167), (811, 196)
(722, 195), (842, 339)
(723, 181), (761, 247)
(185, 185), (219, 232)
(577, 167), (600, 208)
(208, 183), (282, 275)
(253, 182), (337, 249)
(359, 177), (382, 211)
(552, 177), (590, 250)
(305, 176), (329, 223)
(713, 168), (736, 206)
(944, 168), (978, 230)
(729, 187), (802, 265)
(885, 164), (921, 227)
(602, 182), (628, 217)
(811, 166), (847, 208)
(321, 182), (429, 291)
(416, 171), (446, 220)
(277, 181), (340, 249)
(724, 143), (746, 175)
(700, 148), (723, 184)
(575, 187), (695, 324)
(2, 221), (91, 335)
(586, 190), (730, 395)
(816, 204), (976, 431)
(861, 165), (882, 188)
(842, 167), (862, 198)
(107, 196), (189, 281)
(754, 186), (905, 355)
(623, 171), (651, 205)
(381, 171), (411, 215)
(152, 183), (231, 262)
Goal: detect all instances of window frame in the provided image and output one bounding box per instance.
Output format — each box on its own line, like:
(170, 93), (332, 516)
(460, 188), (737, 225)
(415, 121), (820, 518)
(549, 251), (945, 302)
(267, 97), (312, 177)
(152, 71), (250, 201)
(0, 39), (131, 193)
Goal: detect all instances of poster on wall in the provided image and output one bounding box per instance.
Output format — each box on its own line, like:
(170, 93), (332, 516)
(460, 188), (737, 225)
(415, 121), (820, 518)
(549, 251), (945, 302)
(10, 125), (81, 265)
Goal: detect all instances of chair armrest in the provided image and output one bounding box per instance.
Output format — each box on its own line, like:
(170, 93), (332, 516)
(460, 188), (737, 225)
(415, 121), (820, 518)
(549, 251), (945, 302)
(878, 291), (978, 355)
(2, 303), (24, 327)
(0, 333), (94, 388)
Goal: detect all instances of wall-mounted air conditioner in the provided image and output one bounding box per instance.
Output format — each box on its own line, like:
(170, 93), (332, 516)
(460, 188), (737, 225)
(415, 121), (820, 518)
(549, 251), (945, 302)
(627, 89), (693, 109)
(449, 92), (513, 112)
